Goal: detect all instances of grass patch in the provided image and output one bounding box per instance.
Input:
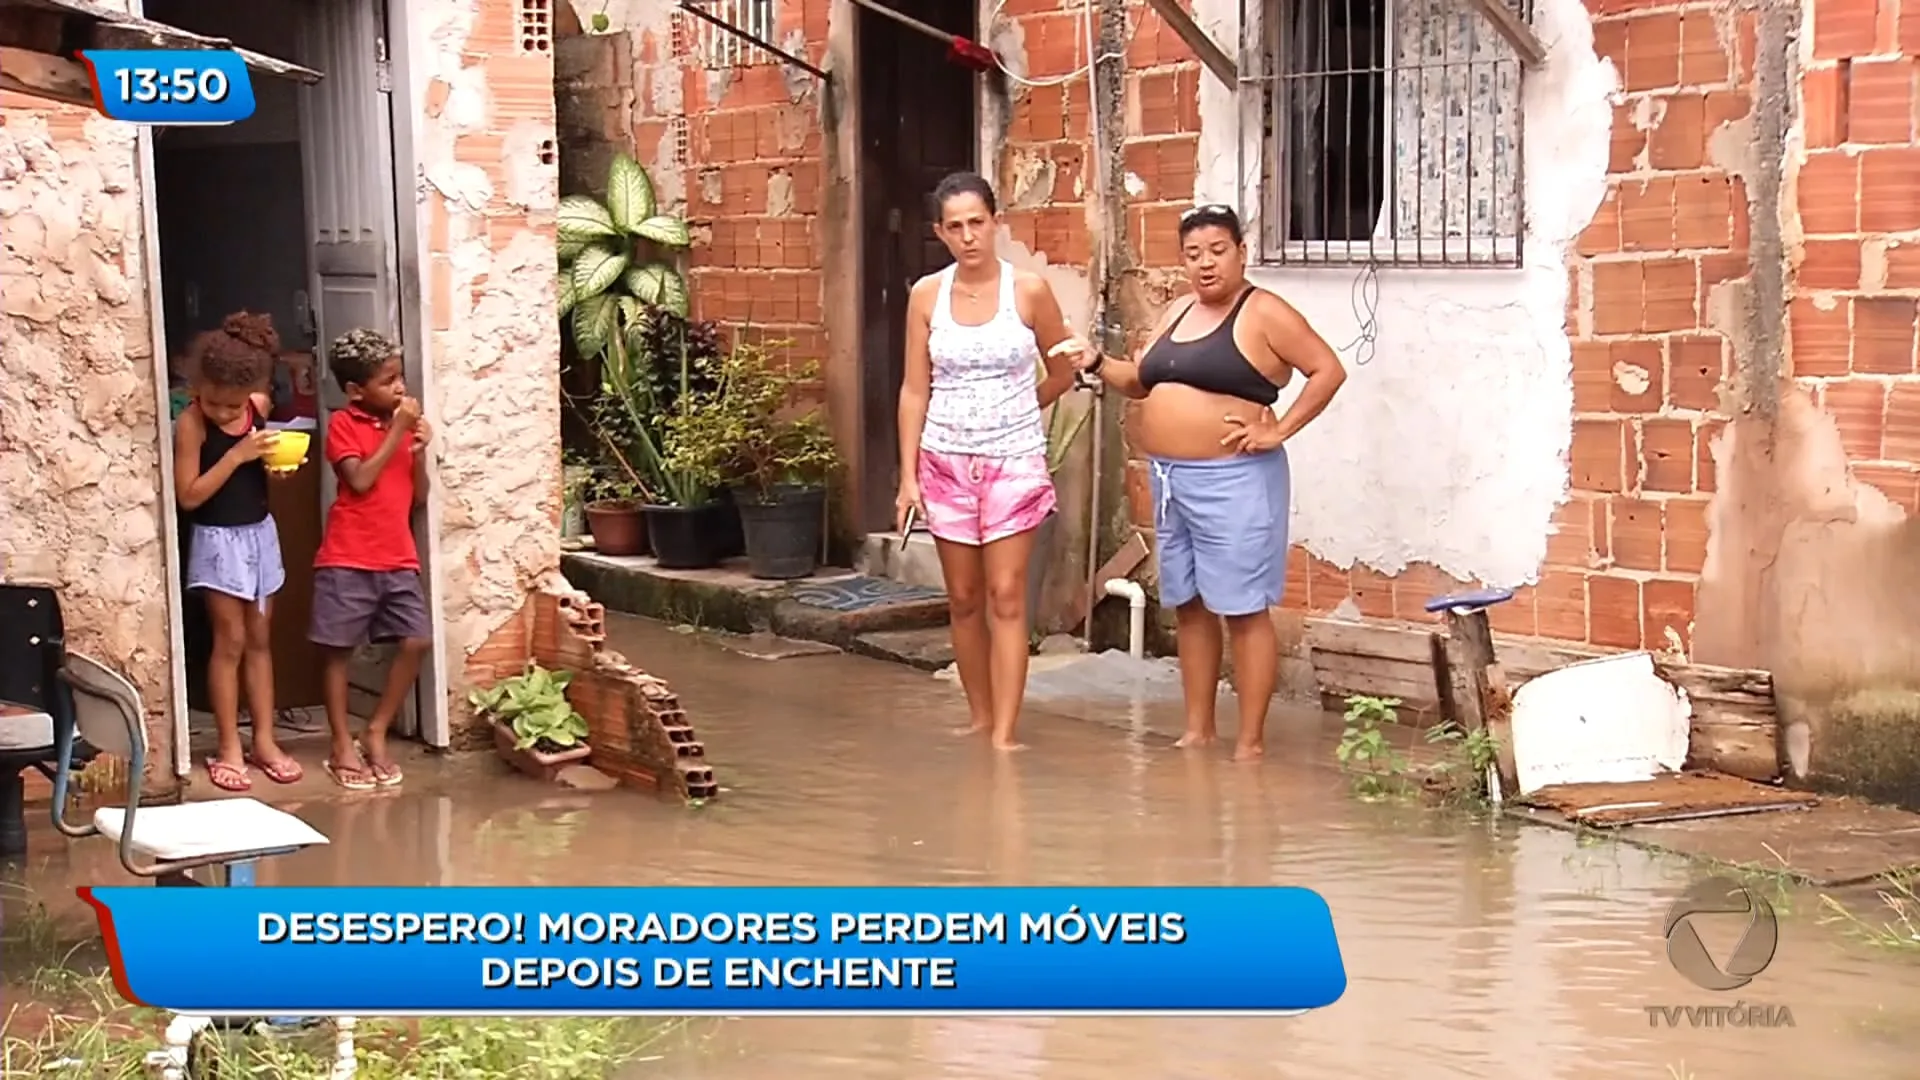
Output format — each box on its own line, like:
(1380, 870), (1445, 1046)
(4, 1003), (699, 1080)
(1819, 873), (1920, 952)
(2, 880), (704, 1078)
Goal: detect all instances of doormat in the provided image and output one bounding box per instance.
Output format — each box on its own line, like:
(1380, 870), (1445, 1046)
(788, 575), (944, 613)
(1523, 771), (1818, 828)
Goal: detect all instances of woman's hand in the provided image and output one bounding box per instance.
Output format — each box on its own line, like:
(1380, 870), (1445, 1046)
(1221, 410), (1284, 455)
(226, 430), (279, 464)
(1047, 336), (1098, 372)
(895, 477), (927, 533)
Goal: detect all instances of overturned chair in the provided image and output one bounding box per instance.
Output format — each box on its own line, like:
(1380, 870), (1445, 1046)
(42, 595), (356, 1078)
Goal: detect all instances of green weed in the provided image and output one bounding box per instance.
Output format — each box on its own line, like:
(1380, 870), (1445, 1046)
(1820, 873), (1920, 952)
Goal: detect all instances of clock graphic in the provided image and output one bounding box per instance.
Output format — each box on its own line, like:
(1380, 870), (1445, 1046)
(77, 49), (257, 125)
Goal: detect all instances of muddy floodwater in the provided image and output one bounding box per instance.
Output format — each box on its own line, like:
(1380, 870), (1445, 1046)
(19, 614), (1920, 1079)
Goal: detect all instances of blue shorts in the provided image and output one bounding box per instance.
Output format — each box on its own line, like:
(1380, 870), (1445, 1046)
(1148, 448), (1291, 617)
(186, 517), (286, 612)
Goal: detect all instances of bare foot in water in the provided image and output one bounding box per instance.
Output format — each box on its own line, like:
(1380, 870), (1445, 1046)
(1232, 742), (1265, 763)
(990, 737), (1028, 752)
(951, 722), (990, 737)
(1174, 731), (1217, 749)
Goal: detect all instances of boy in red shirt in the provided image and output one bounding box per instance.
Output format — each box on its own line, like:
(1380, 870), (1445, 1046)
(311, 329), (432, 791)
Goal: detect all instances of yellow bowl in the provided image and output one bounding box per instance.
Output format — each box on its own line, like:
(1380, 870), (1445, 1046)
(263, 430), (310, 471)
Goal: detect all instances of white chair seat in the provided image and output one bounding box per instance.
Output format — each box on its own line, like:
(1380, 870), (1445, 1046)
(0, 709), (53, 751)
(94, 797), (329, 862)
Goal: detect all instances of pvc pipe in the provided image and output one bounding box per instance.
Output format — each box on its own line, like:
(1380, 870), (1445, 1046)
(1103, 578), (1146, 659)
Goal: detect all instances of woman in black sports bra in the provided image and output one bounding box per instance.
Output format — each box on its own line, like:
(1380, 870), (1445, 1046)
(1052, 205), (1346, 761)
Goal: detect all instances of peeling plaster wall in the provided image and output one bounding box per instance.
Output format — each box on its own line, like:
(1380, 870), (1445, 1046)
(1716, 0), (1920, 803)
(0, 99), (174, 769)
(407, 0), (565, 697)
(1191, 0), (1614, 590)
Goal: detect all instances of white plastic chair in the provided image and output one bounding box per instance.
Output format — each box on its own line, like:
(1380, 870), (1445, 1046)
(48, 649), (356, 1079)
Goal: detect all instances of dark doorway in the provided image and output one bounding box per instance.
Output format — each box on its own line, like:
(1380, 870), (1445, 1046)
(857, 0), (977, 532)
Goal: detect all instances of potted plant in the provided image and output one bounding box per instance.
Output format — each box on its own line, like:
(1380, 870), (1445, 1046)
(582, 470), (649, 557)
(557, 153), (730, 567)
(631, 311), (743, 559)
(557, 152), (691, 328)
(665, 341), (841, 579)
(469, 664), (593, 782)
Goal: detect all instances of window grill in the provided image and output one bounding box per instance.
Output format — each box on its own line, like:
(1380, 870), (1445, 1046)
(676, 0), (781, 68)
(518, 0), (554, 53)
(1246, 0), (1529, 267)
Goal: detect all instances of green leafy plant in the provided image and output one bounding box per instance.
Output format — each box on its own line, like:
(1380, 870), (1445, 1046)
(580, 315), (718, 508)
(1336, 694), (1410, 799)
(558, 153), (692, 355)
(468, 664), (590, 753)
(663, 336), (841, 502)
(1423, 719), (1500, 804)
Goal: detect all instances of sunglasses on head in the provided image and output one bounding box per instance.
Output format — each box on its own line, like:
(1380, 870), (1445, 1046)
(1181, 203), (1236, 221)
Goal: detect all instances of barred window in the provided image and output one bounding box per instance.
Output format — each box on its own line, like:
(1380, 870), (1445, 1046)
(1255, 0), (1529, 267)
(678, 0), (781, 68)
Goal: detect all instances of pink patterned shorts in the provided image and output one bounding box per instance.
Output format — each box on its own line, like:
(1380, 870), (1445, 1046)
(917, 449), (1056, 546)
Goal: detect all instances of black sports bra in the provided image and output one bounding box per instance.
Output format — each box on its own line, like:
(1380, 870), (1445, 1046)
(1137, 288), (1285, 406)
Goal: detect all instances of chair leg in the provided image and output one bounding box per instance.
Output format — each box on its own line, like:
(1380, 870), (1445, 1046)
(151, 1014), (212, 1080)
(330, 1017), (358, 1079)
(0, 768), (26, 859)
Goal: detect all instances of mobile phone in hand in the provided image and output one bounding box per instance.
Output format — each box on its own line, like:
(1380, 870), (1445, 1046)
(899, 505), (918, 551)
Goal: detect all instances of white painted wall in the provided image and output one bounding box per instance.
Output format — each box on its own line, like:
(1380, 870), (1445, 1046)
(1189, 0), (1615, 589)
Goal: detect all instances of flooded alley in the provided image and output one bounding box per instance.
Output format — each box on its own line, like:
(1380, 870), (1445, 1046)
(16, 613), (1920, 1080)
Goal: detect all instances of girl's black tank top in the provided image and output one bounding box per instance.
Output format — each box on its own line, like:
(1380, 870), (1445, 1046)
(194, 404), (270, 528)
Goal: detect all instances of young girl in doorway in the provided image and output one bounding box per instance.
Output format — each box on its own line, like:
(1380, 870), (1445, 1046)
(173, 312), (305, 792)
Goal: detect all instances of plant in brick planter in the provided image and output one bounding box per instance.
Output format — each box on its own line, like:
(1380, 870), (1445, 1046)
(664, 340), (841, 579)
(469, 664), (593, 782)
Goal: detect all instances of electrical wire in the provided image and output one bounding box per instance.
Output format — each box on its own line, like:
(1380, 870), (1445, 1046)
(984, 0), (1138, 88)
(1332, 262), (1381, 366)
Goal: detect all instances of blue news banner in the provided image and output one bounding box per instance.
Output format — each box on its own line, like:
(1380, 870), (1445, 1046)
(81, 886), (1346, 1015)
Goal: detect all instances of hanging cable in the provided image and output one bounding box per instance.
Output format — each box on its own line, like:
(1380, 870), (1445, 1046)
(1332, 262), (1381, 367)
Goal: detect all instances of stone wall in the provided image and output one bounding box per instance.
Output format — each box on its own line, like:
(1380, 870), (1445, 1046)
(407, 0), (568, 717)
(2, 0), (570, 773)
(0, 96), (175, 788)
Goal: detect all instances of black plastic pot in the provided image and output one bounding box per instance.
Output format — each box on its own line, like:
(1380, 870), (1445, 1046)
(642, 502), (728, 570)
(734, 484), (826, 580)
(713, 488), (747, 558)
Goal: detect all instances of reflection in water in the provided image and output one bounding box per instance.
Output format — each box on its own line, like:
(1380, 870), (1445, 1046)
(17, 614), (1920, 1079)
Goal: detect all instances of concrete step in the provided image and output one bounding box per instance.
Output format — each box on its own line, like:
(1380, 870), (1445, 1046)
(854, 531), (946, 592)
(562, 553), (950, 650)
(850, 626), (956, 672)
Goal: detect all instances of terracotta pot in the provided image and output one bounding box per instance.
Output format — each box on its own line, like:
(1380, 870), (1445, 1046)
(585, 499), (649, 557)
(492, 720), (592, 782)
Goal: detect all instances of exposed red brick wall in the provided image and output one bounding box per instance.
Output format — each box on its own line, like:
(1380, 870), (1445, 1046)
(671, 4), (830, 364)
(999, 0), (1752, 654)
(466, 584), (717, 800)
(1793, 0), (1920, 516)
(1536, 0), (1750, 654)
(645, 0), (1916, 668)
